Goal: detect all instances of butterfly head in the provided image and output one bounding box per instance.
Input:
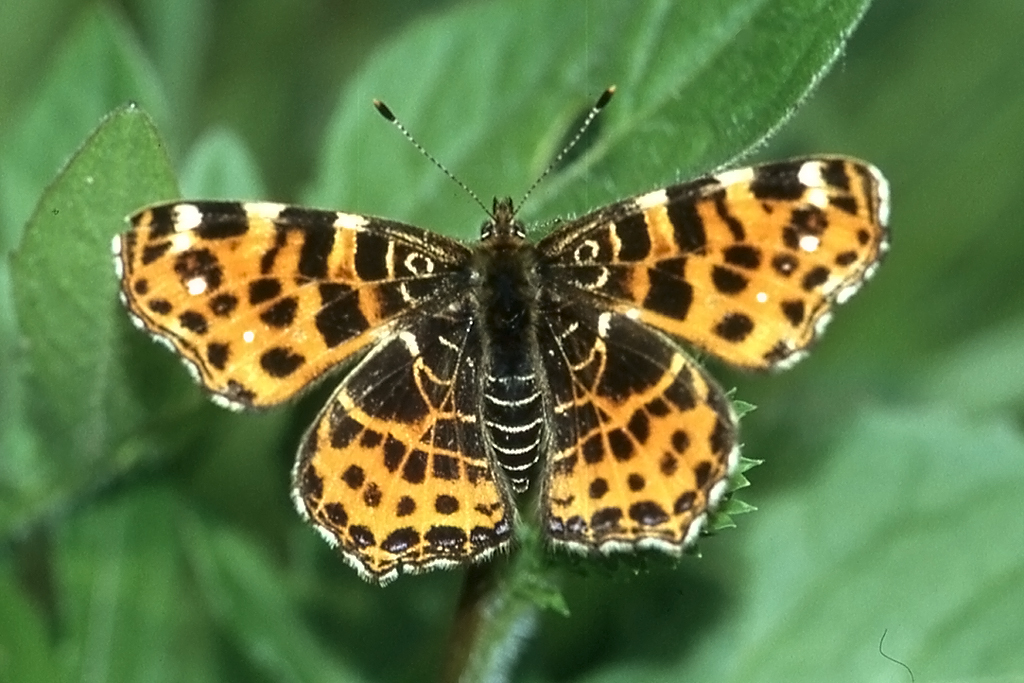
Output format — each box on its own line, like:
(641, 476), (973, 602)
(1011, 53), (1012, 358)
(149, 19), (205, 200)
(480, 197), (527, 243)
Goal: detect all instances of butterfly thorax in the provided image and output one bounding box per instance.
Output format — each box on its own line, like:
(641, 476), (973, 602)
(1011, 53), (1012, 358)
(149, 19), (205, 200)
(472, 204), (544, 493)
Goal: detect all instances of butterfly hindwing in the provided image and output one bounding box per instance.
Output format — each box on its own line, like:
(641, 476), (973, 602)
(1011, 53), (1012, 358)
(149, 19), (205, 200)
(292, 298), (515, 583)
(537, 291), (739, 553)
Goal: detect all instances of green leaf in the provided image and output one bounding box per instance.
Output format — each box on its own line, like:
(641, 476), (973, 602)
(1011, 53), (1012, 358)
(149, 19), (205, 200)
(917, 315), (1024, 414)
(179, 126), (267, 199)
(0, 0), (70, 127)
(307, 0), (874, 240)
(573, 406), (1024, 683)
(6, 105), (177, 534)
(0, 6), (168, 242)
(124, 0), (211, 140)
(55, 488), (217, 683)
(0, 566), (60, 683)
(0, 5), (173, 537)
(182, 511), (366, 683)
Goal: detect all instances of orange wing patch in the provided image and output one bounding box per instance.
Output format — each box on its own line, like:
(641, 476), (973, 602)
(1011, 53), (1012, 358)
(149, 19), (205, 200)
(114, 201), (469, 408)
(537, 296), (738, 552)
(292, 304), (514, 583)
(539, 157), (889, 371)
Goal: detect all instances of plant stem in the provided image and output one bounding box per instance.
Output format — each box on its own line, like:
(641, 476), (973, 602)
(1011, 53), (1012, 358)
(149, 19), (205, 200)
(439, 551), (539, 683)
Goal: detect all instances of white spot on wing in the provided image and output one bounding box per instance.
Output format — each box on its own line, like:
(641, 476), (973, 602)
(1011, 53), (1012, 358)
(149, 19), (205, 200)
(715, 167), (754, 186)
(186, 277), (207, 296)
(126, 311), (145, 331)
(773, 347), (809, 371)
(243, 330), (255, 343)
(211, 393), (247, 412)
(151, 334), (176, 353)
(334, 212), (369, 230)
(398, 330), (420, 356)
(438, 335), (460, 352)
(634, 189), (668, 210)
(708, 477), (731, 508)
(597, 311), (612, 338)
(173, 204), (203, 232)
(682, 513), (708, 546)
(290, 464), (311, 521)
(169, 232), (193, 253)
(798, 234), (820, 252)
(755, 292), (768, 303)
(806, 187), (829, 208)
(835, 282), (862, 304)
(797, 160), (824, 187)
(813, 311), (834, 337)
(243, 201), (286, 220)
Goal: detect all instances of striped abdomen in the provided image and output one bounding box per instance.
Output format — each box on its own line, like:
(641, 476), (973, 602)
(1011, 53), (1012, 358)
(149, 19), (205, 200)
(483, 372), (543, 492)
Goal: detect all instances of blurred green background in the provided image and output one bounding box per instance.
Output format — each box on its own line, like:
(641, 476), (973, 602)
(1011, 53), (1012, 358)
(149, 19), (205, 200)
(1, 1), (1023, 682)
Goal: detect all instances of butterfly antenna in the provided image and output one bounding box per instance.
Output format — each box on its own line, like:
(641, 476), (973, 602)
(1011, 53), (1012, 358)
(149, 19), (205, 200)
(515, 85), (616, 216)
(373, 99), (492, 217)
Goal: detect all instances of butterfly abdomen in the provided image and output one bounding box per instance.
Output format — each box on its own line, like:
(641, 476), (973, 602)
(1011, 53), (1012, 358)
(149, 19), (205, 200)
(474, 240), (544, 492)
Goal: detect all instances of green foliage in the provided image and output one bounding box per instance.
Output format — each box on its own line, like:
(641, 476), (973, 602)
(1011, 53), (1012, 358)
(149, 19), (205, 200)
(1, 1), (1022, 682)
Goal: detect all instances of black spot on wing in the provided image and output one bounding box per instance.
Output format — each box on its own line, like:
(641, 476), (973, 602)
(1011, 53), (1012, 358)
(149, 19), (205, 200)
(142, 204), (176, 238)
(381, 528), (419, 554)
(424, 525), (467, 553)
(260, 297), (298, 327)
(207, 342), (229, 370)
(663, 197), (704, 253)
(354, 231), (391, 280)
(711, 266), (748, 294)
(174, 248), (222, 292)
(750, 161), (804, 200)
(712, 190), (745, 241)
(209, 293), (238, 316)
(781, 299), (806, 326)
(249, 278), (281, 305)
(830, 195), (859, 215)
(643, 268), (693, 320)
(179, 310), (208, 334)
(142, 241), (171, 265)
(802, 266), (830, 291)
(260, 347), (305, 377)
(316, 282), (369, 348)
(714, 313), (754, 342)
(821, 159), (850, 190)
(613, 213), (651, 261)
(629, 501), (669, 526)
(296, 220), (335, 279)
(723, 244), (761, 269)
(195, 202), (250, 239)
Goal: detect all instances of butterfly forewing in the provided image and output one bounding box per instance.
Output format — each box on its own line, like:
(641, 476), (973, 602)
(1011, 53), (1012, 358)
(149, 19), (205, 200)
(538, 157), (889, 371)
(114, 201), (470, 408)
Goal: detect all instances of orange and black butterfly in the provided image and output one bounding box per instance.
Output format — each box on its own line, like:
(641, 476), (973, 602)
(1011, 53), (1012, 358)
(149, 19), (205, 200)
(113, 92), (888, 584)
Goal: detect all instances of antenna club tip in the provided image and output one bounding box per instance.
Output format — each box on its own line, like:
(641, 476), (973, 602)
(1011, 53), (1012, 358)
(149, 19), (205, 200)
(373, 99), (396, 122)
(597, 86), (616, 108)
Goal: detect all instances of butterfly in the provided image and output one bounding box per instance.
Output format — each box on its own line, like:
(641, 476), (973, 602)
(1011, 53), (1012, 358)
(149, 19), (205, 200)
(113, 94), (888, 584)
